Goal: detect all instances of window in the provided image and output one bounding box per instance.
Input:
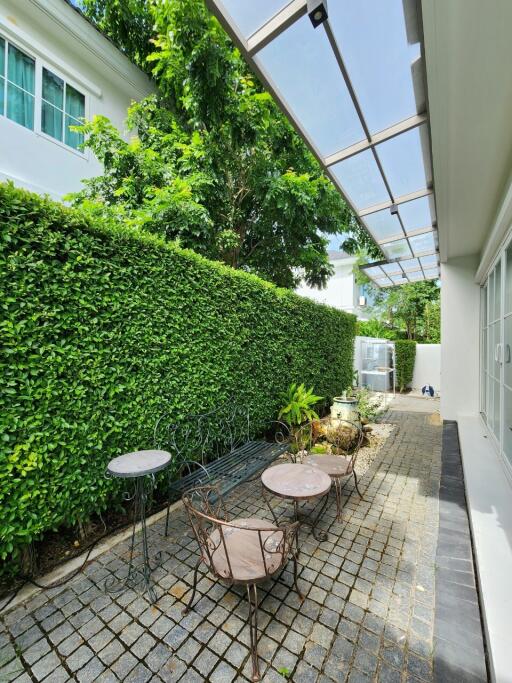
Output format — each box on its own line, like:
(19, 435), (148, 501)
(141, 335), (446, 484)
(42, 67), (85, 149)
(0, 37), (35, 130)
(0, 35), (86, 151)
(481, 236), (512, 472)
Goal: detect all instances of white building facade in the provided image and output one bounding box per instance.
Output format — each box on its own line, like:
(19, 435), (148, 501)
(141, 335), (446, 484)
(0, 0), (154, 199)
(295, 250), (371, 319)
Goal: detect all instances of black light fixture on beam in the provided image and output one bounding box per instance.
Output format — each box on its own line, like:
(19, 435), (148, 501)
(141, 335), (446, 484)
(390, 203), (399, 215)
(307, 0), (328, 28)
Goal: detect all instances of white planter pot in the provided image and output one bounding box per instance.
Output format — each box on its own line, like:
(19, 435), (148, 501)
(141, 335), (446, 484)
(331, 396), (358, 422)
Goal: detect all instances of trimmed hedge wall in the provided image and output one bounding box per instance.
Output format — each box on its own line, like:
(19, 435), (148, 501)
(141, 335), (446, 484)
(0, 183), (355, 562)
(395, 340), (417, 392)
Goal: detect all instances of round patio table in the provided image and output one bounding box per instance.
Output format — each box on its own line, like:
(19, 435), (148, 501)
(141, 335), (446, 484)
(302, 454), (352, 520)
(104, 449), (171, 603)
(261, 463), (331, 543)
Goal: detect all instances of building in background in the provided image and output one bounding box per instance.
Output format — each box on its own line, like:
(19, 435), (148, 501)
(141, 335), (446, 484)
(0, 0), (154, 199)
(296, 250), (373, 319)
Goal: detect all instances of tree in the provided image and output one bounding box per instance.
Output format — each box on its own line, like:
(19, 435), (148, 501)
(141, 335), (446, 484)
(79, 0), (155, 69)
(75, 0), (355, 288)
(353, 256), (440, 341)
(384, 281), (439, 340)
(423, 300), (441, 343)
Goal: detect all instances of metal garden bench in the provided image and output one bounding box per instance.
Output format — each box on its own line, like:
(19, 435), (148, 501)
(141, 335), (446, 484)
(154, 404), (290, 535)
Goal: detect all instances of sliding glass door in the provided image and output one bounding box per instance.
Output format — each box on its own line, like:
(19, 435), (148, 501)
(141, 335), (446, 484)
(504, 244), (512, 467)
(482, 237), (512, 470)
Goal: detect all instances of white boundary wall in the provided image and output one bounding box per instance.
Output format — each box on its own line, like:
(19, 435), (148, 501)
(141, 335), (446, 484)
(412, 344), (441, 394)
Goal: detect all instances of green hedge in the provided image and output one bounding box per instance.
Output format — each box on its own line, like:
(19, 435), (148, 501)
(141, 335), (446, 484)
(0, 182), (356, 563)
(395, 340), (417, 392)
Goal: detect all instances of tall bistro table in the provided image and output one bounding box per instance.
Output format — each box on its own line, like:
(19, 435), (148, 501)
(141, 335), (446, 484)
(261, 463), (332, 545)
(105, 449), (171, 603)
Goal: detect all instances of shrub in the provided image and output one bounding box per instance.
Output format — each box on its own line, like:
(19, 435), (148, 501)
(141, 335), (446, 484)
(0, 183), (356, 565)
(395, 340), (417, 392)
(278, 383), (323, 427)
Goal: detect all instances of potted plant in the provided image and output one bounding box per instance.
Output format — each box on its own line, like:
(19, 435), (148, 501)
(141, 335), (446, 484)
(331, 386), (358, 422)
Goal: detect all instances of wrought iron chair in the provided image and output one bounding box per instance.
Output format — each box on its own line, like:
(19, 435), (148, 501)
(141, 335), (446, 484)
(182, 486), (301, 681)
(292, 417), (365, 518)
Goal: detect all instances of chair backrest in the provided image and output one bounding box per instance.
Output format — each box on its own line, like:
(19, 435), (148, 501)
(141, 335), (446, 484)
(182, 486), (298, 582)
(292, 417), (364, 470)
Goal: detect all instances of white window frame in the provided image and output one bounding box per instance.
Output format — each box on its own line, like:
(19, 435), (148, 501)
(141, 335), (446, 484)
(480, 224), (512, 480)
(0, 37), (36, 131)
(0, 32), (89, 159)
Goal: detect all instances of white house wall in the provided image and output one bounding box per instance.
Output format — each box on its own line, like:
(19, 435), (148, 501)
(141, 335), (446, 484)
(440, 255), (480, 420)
(0, 0), (154, 199)
(412, 344), (441, 395)
(296, 258), (369, 318)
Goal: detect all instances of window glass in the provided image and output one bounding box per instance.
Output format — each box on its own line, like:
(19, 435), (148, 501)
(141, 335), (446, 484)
(375, 125), (432, 198)
(221, 0), (292, 38)
(505, 244), (512, 316)
(364, 209), (403, 242)
(494, 259), (502, 321)
(42, 68), (64, 141)
(256, 15), (365, 156)
(42, 101), (63, 141)
(505, 315), (512, 390)
(331, 149), (389, 210)
(42, 68), (63, 108)
(504, 386), (512, 467)
(409, 231), (435, 256)
(6, 44), (35, 129)
(399, 195), (435, 232)
(399, 258), (421, 272)
(329, 0), (424, 134)
(0, 37), (4, 115)
(381, 239), (412, 260)
(65, 83), (85, 149)
(7, 44), (35, 92)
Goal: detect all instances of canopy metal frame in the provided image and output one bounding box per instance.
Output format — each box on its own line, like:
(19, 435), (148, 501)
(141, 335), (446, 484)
(206, 0), (439, 286)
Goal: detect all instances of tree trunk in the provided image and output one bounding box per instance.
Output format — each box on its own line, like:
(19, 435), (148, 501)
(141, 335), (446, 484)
(20, 543), (37, 576)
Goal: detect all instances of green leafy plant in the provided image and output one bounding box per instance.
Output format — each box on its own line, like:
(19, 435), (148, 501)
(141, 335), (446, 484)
(354, 388), (383, 423)
(278, 383), (323, 427)
(0, 182), (356, 572)
(72, 0), (355, 290)
(277, 667), (291, 679)
(395, 340), (417, 392)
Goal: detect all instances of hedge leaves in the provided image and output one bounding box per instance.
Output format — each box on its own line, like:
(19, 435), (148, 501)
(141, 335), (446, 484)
(0, 183), (355, 563)
(395, 340), (417, 392)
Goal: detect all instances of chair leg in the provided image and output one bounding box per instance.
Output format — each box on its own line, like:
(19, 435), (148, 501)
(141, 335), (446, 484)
(333, 478), (343, 520)
(292, 555), (304, 601)
(353, 471), (364, 500)
(246, 584), (260, 681)
(183, 560), (200, 615)
(165, 501), (171, 537)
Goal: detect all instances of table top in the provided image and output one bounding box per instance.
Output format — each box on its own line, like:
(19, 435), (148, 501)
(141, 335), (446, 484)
(107, 450), (171, 478)
(303, 454), (351, 477)
(261, 463), (331, 500)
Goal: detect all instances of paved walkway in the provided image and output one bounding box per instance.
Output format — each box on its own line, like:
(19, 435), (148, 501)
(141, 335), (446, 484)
(1, 409), (449, 682)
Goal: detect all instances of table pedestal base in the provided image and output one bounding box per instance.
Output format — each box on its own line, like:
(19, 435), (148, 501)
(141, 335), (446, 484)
(104, 476), (164, 604)
(262, 487), (330, 548)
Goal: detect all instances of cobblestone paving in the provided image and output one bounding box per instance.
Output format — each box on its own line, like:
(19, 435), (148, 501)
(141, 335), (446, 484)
(0, 409), (442, 682)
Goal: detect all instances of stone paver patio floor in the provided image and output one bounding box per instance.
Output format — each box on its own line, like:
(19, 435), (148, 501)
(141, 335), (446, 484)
(0, 409), (445, 682)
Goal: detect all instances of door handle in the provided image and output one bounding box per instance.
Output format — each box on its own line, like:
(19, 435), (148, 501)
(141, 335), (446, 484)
(506, 344), (511, 364)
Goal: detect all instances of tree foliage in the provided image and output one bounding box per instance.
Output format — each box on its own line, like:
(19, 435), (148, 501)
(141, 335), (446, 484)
(75, 0), (355, 288)
(79, 0), (155, 69)
(355, 256), (440, 341)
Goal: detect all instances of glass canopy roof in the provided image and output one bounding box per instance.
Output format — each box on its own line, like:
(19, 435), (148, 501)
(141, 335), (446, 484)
(207, 0), (438, 287)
